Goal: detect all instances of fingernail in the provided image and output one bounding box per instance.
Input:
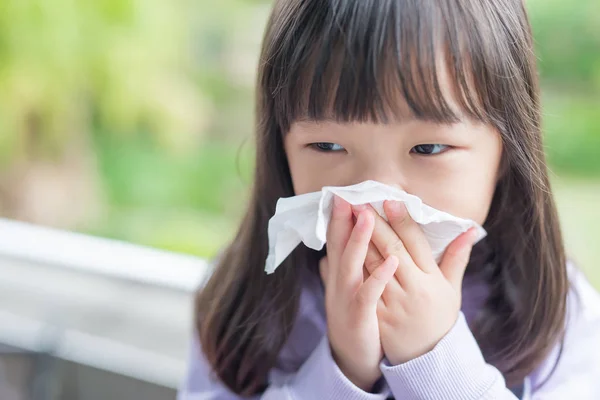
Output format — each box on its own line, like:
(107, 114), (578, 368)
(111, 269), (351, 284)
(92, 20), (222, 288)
(355, 211), (365, 227)
(468, 228), (478, 242)
(333, 195), (343, 210)
(352, 204), (367, 215)
(386, 200), (406, 216)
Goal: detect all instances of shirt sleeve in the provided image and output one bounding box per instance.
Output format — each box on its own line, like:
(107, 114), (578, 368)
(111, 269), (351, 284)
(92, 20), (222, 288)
(380, 312), (519, 400)
(380, 267), (600, 400)
(177, 333), (391, 400)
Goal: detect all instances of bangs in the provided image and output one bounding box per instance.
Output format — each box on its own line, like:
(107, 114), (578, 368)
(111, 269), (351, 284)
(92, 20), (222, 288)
(262, 0), (514, 133)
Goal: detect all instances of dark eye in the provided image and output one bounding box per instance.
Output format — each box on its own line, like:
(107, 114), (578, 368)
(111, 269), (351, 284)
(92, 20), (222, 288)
(311, 142), (346, 152)
(411, 144), (449, 155)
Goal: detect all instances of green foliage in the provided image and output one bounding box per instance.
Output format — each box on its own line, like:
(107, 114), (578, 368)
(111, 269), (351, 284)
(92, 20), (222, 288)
(529, 0), (600, 89)
(89, 132), (253, 257)
(93, 133), (253, 214)
(0, 0), (211, 165)
(528, 0), (600, 177)
(543, 93), (600, 176)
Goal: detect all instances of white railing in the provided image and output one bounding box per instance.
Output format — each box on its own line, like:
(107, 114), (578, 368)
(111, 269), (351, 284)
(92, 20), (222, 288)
(0, 218), (210, 292)
(0, 218), (211, 391)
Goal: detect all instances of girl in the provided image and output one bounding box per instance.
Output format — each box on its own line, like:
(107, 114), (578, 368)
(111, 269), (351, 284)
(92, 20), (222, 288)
(179, 0), (600, 398)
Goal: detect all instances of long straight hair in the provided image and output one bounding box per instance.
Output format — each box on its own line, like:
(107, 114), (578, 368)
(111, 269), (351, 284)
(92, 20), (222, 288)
(196, 0), (569, 395)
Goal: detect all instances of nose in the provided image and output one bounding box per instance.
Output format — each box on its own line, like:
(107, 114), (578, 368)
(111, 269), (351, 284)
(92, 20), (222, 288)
(354, 159), (406, 190)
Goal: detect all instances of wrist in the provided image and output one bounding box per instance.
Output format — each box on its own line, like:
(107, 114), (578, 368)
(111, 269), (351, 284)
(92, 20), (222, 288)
(332, 349), (381, 391)
(383, 315), (458, 366)
(386, 343), (436, 366)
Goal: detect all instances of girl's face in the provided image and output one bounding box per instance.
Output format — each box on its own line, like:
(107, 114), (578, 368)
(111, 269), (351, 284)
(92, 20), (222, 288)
(284, 117), (503, 225)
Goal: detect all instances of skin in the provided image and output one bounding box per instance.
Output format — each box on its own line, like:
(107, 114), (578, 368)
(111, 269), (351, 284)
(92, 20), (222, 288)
(283, 110), (503, 390)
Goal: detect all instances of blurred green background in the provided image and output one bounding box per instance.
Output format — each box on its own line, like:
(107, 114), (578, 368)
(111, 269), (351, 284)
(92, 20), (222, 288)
(0, 0), (598, 287)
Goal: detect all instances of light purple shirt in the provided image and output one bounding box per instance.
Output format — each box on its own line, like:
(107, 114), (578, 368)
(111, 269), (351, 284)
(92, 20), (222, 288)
(178, 264), (600, 399)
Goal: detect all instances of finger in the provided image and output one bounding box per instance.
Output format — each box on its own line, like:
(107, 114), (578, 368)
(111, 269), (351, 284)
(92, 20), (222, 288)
(352, 206), (388, 276)
(439, 227), (478, 290)
(354, 206), (420, 287)
(326, 196), (353, 267)
(363, 241), (385, 275)
(383, 200), (437, 273)
(363, 241), (400, 305)
(355, 255), (399, 312)
(338, 210), (374, 294)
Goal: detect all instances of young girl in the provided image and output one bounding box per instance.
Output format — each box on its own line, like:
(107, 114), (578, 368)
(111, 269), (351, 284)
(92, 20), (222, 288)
(179, 0), (600, 398)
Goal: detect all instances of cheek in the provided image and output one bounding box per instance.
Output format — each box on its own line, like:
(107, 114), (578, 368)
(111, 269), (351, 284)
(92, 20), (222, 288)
(285, 133), (362, 194)
(413, 174), (497, 225)
(285, 142), (342, 195)
(450, 186), (497, 225)
(410, 154), (501, 225)
(288, 162), (351, 195)
(288, 167), (315, 195)
(426, 126), (503, 224)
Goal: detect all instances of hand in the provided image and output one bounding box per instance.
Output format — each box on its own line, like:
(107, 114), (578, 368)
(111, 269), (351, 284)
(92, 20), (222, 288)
(353, 201), (478, 365)
(320, 196), (399, 391)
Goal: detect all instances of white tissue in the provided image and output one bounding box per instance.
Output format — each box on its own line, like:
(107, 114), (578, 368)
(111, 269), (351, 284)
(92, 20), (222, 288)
(265, 180), (487, 274)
